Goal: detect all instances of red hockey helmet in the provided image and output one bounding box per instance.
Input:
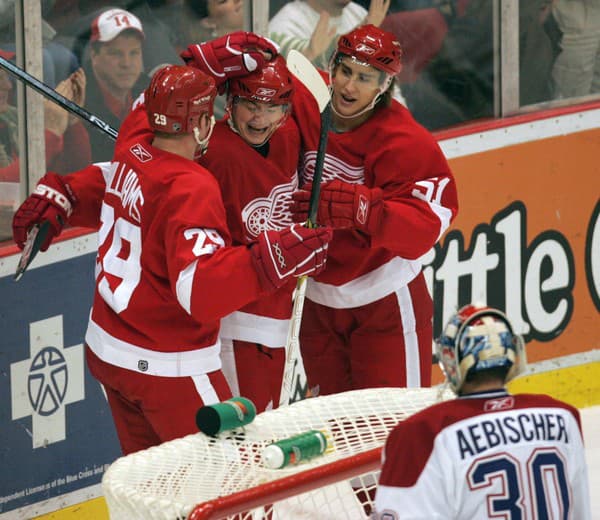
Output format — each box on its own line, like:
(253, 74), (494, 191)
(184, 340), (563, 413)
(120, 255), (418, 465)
(227, 56), (294, 105)
(435, 304), (526, 393)
(146, 65), (217, 134)
(334, 24), (403, 76)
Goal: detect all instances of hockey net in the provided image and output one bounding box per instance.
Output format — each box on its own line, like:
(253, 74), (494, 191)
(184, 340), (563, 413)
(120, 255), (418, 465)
(102, 387), (452, 519)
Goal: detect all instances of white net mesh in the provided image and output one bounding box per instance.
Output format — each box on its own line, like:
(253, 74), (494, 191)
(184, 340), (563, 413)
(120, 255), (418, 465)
(102, 387), (452, 519)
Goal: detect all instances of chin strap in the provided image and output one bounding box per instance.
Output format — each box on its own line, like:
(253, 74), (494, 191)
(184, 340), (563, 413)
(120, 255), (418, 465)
(193, 115), (216, 156)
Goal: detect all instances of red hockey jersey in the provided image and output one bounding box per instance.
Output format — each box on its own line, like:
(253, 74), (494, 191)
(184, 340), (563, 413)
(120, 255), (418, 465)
(69, 105), (267, 377)
(292, 76), (458, 309)
(199, 117), (301, 347)
(374, 390), (592, 519)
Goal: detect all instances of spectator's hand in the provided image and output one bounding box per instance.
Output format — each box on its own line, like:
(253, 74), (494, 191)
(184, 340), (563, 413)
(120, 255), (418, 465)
(0, 143), (11, 168)
(181, 31), (279, 90)
(291, 180), (383, 235)
(304, 12), (336, 63)
(44, 78), (71, 136)
(251, 224), (332, 291)
(12, 172), (76, 251)
(68, 68), (86, 125)
(365, 0), (391, 27)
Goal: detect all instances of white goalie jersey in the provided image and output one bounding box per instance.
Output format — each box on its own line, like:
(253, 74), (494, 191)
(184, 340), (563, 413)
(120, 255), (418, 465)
(373, 390), (592, 520)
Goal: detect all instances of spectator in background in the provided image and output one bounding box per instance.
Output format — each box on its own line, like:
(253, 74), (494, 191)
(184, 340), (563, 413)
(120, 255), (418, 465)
(0, 49), (90, 182)
(373, 303), (592, 519)
(0, 0), (79, 87)
(269, 0), (391, 70)
(551, 0), (600, 98)
(389, 0), (559, 130)
(82, 7), (148, 161)
(178, 0), (245, 48)
(48, 1), (179, 76)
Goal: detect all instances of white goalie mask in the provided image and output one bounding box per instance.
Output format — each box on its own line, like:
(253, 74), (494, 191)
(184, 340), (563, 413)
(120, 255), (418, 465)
(435, 304), (527, 394)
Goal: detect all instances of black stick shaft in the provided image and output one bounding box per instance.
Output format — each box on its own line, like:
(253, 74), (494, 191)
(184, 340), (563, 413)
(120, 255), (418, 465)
(307, 103), (331, 225)
(0, 55), (118, 140)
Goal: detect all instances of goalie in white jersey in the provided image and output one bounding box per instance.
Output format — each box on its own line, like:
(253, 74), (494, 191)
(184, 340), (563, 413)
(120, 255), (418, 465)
(372, 303), (592, 519)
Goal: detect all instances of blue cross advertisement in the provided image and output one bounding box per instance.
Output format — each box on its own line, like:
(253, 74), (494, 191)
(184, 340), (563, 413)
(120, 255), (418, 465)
(0, 234), (121, 518)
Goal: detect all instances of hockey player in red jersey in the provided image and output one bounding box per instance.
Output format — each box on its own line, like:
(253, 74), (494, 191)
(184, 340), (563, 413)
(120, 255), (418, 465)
(12, 64), (332, 454)
(373, 304), (592, 519)
(198, 56), (301, 412)
(182, 25), (459, 395)
(288, 25), (458, 394)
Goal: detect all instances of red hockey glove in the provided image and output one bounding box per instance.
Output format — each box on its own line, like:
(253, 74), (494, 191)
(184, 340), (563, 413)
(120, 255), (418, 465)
(181, 32), (279, 91)
(12, 172), (76, 251)
(251, 224), (333, 291)
(291, 180), (384, 235)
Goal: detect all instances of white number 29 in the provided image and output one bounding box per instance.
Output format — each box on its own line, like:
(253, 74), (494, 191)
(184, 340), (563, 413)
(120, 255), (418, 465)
(184, 228), (225, 257)
(96, 203), (142, 313)
(153, 113), (167, 126)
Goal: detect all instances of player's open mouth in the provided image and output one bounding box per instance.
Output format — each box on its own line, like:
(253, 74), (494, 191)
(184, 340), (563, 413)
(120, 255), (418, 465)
(247, 124), (269, 134)
(335, 93), (356, 110)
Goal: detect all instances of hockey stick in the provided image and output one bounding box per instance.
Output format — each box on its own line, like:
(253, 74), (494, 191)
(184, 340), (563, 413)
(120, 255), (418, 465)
(0, 55), (118, 140)
(279, 50), (331, 406)
(1, 56), (119, 280)
(13, 221), (51, 281)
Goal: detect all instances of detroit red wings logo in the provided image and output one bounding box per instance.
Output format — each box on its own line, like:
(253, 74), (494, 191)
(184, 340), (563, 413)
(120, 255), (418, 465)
(241, 176), (298, 239)
(484, 396), (515, 411)
(302, 151), (364, 184)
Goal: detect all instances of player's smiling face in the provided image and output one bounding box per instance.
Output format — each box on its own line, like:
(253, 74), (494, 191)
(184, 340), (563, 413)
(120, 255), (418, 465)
(331, 57), (382, 118)
(231, 97), (287, 146)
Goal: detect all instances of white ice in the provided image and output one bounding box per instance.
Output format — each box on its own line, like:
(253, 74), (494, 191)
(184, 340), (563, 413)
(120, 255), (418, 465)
(582, 405), (600, 519)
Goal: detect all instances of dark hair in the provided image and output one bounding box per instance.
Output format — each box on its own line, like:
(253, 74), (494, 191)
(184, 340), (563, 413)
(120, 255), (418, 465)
(376, 76), (396, 109)
(184, 0), (209, 19)
(464, 366), (510, 386)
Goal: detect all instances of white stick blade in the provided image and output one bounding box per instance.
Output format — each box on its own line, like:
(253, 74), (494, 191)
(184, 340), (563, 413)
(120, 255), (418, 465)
(286, 50), (330, 113)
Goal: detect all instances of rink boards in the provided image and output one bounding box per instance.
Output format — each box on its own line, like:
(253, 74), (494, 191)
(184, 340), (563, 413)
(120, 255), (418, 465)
(0, 103), (599, 519)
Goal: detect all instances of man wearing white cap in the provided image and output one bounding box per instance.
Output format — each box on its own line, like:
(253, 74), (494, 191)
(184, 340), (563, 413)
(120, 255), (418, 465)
(84, 7), (148, 162)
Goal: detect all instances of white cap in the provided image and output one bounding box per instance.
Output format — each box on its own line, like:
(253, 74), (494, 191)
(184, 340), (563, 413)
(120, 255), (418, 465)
(90, 8), (144, 43)
(262, 444), (285, 469)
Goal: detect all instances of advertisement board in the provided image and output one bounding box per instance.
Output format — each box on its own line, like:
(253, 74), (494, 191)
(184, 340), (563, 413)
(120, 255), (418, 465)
(0, 105), (597, 517)
(426, 118), (600, 364)
(0, 248), (121, 517)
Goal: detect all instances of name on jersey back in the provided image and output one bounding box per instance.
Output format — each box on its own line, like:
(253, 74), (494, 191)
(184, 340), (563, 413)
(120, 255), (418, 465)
(456, 410), (569, 460)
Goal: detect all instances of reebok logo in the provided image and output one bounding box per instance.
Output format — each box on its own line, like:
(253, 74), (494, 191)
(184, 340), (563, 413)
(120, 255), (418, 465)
(130, 143), (152, 162)
(356, 194), (369, 225)
(484, 396), (515, 411)
(355, 43), (376, 55)
(256, 87), (276, 97)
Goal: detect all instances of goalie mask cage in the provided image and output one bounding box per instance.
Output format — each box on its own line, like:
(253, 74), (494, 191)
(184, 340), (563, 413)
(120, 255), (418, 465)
(102, 387), (452, 519)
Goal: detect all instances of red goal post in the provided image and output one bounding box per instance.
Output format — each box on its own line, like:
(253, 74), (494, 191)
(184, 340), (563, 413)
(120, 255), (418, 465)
(102, 387), (452, 519)
(189, 448), (382, 519)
